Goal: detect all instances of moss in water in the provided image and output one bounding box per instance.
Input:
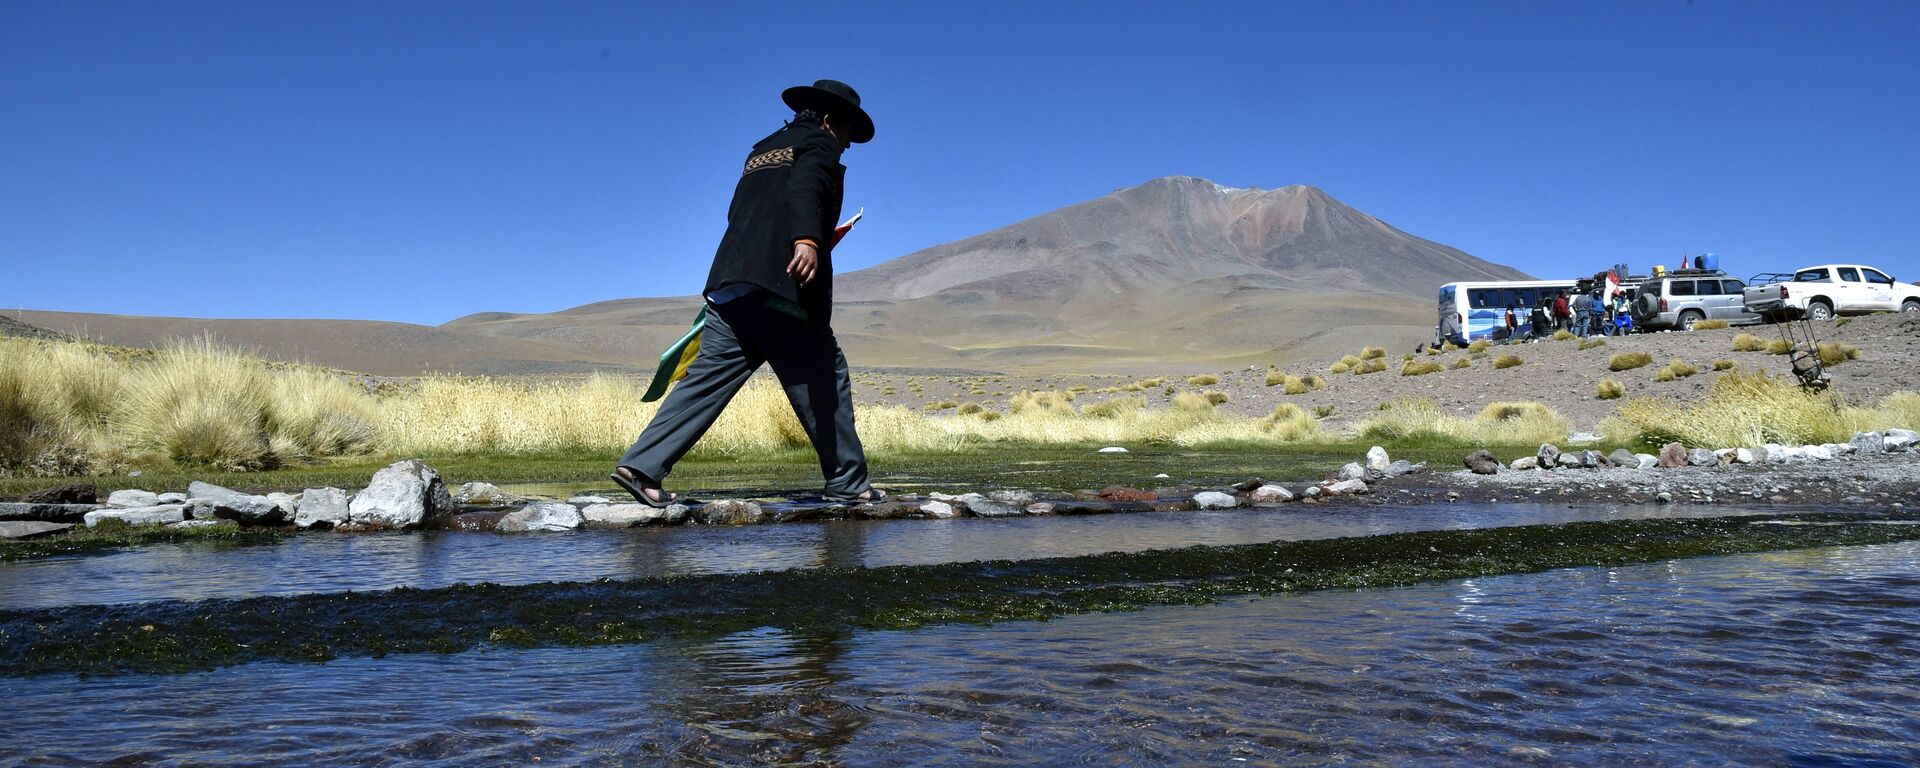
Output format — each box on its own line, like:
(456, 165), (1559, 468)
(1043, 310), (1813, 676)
(3, 512), (1917, 676)
(0, 521), (285, 562)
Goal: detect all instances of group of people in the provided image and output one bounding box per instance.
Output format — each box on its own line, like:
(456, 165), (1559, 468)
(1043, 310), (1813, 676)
(1502, 288), (1633, 341)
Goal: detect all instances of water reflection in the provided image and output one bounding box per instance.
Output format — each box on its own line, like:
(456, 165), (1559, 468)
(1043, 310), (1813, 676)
(4, 541), (1917, 766)
(0, 502), (1789, 610)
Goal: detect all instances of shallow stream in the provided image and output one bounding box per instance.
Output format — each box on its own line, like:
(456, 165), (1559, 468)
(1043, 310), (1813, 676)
(3, 502), (1917, 765)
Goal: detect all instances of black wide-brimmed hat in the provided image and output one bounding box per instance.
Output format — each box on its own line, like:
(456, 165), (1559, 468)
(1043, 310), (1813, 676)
(781, 79), (874, 144)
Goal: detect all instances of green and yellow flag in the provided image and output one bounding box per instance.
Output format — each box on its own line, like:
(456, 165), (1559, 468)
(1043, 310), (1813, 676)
(640, 209), (862, 402)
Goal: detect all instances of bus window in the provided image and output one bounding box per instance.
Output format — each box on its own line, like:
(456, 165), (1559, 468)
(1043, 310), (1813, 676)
(1468, 289), (1495, 308)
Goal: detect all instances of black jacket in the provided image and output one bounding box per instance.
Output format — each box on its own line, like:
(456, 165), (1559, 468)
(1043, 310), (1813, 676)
(703, 122), (845, 322)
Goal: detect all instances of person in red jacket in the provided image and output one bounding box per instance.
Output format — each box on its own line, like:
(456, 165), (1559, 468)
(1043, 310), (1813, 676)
(1552, 292), (1572, 332)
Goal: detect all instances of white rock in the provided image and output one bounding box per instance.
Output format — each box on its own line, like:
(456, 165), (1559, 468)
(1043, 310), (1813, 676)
(919, 500), (957, 518)
(294, 487), (351, 529)
(1636, 454), (1659, 470)
(1336, 462), (1367, 482)
(265, 492), (301, 516)
(1303, 486), (1323, 499)
(188, 481), (284, 523)
(1024, 502), (1056, 515)
(567, 495), (612, 506)
(169, 519), (231, 530)
(1886, 428), (1917, 451)
(85, 504), (186, 527)
(1802, 445), (1834, 461)
(453, 482), (519, 505)
(497, 501), (583, 532)
(957, 492), (1021, 517)
(1827, 442), (1857, 456)
(1734, 448), (1755, 465)
(1365, 446), (1391, 473)
(348, 459), (453, 529)
(1153, 473), (1170, 479)
(1249, 484), (1294, 503)
(1192, 491), (1238, 510)
(1568, 431), (1601, 444)
(1323, 479), (1369, 496)
(1851, 432), (1885, 455)
(156, 492), (188, 504)
(106, 489), (159, 508)
(1097, 446), (1129, 453)
(1510, 456), (1539, 471)
(581, 502), (687, 527)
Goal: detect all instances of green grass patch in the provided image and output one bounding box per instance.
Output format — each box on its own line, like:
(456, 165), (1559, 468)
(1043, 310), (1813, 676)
(1608, 351), (1653, 371)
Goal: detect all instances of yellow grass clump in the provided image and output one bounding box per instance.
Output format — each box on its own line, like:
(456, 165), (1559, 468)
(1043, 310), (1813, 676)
(956, 402), (985, 416)
(1713, 359), (1735, 371)
(1452, 357), (1471, 370)
(1578, 338), (1607, 351)
(1767, 339), (1794, 355)
(1354, 358), (1389, 375)
(923, 400), (958, 412)
(1361, 347), (1387, 360)
(1608, 351), (1653, 371)
(1692, 319), (1731, 330)
(1264, 370), (1285, 387)
(1401, 360), (1444, 376)
(1080, 396), (1145, 419)
(1732, 333), (1767, 352)
(1355, 397), (1570, 446)
(1256, 403), (1320, 441)
(1467, 340), (1491, 354)
(1329, 362), (1351, 374)
(1551, 329), (1576, 341)
(1597, 378), (1625, 399)
(1816, 341), (1861, 366)
(1493, 354), (1523, 369)
(1603, 371), (1920, 447)
(1186, 375), (1220, 386)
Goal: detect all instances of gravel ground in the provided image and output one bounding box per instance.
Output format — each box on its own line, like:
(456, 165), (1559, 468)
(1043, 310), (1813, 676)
(851, 313), (1920, 433)
(1342, 448), (1920, 512)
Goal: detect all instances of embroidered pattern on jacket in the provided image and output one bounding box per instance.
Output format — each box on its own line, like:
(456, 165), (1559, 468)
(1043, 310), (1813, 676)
(742, 147), (794, 177)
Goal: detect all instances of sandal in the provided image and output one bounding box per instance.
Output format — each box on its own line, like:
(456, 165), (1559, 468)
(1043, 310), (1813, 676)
(826, 487), (888, 503)
(611, 467), (678, 508)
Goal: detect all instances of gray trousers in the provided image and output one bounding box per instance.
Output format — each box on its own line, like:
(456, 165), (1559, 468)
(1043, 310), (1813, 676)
(619, 296), (870, 495)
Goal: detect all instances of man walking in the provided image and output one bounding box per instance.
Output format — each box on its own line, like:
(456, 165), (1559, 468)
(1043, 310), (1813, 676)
(1571, 290), (1591, 338)
(612, 79), (884, 506)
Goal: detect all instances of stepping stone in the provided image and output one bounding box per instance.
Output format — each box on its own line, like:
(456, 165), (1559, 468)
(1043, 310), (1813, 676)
(0, 521), (74, 540)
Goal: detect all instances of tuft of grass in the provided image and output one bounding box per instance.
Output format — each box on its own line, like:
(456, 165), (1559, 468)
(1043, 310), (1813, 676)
(1356, 397), (1570, 446)
(1264, 370), (1285, 387)
(1578, 338), (1608, 351)
(1401, 360), (1445, 376)
(1080, 397), (1144, 419)
(1186, 375), (1220, 386)
(1692, 319), (1731, 330)
(1329, 362), (1351, 374)
(1551, 329), (1576, 341)
(1203, 391), (1230, 406)
(1767, 339), (1795, 355)
(1361, 347), (1386, 360)
(1712, 359), (1735, 371)
(1493, 354), (1523, 369)
(1452, 357), (1471, 370)
(1354, 358), (1389, 375)
(1467, 340), (1491, 354)
(1603, 371), (1920, 448)
(1816, 341), (1861, 367)
(1282, 375), (1310, 395)
(1255, 403), (1320, 441)
(1312, 404), (1336, 419)
(1655, 367), (1677, 382)
(1597, 378), (1625, 399)
(1608, 351), (1653, 371)
(1666, 359), (1699, 378)
(1732, 333), (1767, 352)
(955, 402), (985, 416)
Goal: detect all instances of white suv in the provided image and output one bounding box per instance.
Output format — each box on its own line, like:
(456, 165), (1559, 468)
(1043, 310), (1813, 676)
(1744, 264), (1920, 321)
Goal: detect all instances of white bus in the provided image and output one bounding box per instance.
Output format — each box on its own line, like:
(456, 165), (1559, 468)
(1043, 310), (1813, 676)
(1436, 279), (1578, 345)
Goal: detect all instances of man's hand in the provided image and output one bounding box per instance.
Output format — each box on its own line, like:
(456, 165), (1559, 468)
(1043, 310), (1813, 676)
(787, 240), (819, 286)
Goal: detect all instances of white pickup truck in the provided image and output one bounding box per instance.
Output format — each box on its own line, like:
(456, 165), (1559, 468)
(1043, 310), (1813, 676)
(1742, 264), (1920, 321)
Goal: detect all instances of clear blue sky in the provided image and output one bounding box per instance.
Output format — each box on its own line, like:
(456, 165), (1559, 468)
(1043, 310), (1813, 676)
(3, 1), (1915, 324)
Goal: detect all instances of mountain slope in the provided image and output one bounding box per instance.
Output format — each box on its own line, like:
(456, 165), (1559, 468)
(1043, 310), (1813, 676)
(18, 177), (1531, 375)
